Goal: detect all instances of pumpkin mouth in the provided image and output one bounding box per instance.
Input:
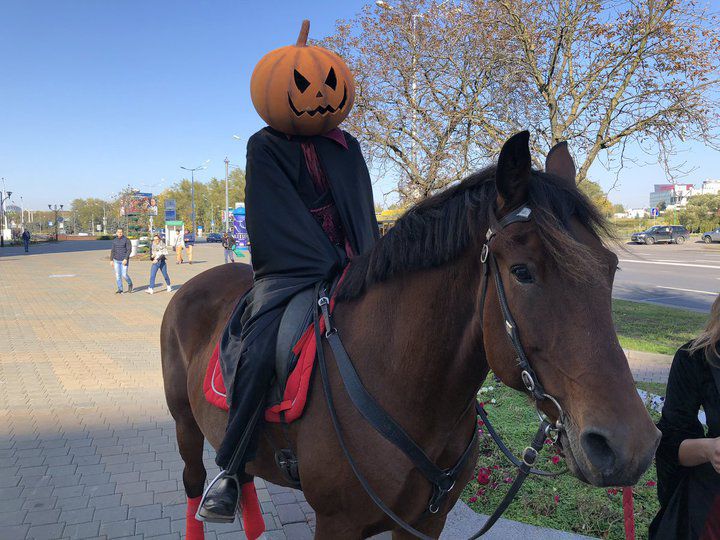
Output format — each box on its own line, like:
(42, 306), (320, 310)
(288, 84), (347, 117)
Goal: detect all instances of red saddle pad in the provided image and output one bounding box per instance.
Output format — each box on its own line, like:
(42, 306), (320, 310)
(203, 291), (338, 423)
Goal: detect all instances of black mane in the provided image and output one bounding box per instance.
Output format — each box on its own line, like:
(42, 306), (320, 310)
(337, 167), (611, 301)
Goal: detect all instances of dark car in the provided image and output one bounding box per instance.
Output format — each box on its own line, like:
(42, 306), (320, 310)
(206, 232), (223, 243)
(631, 225), (690, 245)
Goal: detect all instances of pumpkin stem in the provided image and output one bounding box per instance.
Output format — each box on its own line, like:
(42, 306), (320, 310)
(296, 20), (310, 47)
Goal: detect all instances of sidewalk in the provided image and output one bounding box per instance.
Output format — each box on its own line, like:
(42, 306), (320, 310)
(625, 349), (673, 384)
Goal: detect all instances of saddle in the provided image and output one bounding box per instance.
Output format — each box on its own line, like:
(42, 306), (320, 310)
(203, 285), (329, 424)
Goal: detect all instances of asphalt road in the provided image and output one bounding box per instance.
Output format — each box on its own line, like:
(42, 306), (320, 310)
(612, 239), (720, 312)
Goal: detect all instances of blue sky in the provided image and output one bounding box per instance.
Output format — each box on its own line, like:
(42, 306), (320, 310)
(2, 0), (718, 211)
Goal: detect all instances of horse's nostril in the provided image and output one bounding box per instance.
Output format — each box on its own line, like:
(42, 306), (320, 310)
(581, 430), (616, 475)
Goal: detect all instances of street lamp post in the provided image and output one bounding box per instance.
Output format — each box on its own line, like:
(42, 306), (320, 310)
(0, 187), (12, 248)
(180, 162), (209, 236)
(48, 204), (64, 241)
(224, 157), (230, 233)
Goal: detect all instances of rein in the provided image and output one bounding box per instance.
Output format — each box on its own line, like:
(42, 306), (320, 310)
(314, 204), (566, 539)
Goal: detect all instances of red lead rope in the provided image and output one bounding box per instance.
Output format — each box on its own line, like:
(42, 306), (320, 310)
(623, 487), (635, 540)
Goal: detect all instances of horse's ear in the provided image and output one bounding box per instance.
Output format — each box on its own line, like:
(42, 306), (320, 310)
(496, 131), (531, 210)
(545, 141), (576, 189)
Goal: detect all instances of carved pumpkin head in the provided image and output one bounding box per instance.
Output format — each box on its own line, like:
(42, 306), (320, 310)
(250, 20), (355, 136)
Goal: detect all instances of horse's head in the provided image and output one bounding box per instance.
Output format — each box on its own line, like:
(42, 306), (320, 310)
(481, 132), (660, 487)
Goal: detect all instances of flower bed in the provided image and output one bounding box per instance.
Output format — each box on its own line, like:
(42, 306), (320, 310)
(463, 376), (661, 539)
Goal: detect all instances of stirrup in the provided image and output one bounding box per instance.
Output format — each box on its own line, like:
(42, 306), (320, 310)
(195, 469), (240, 523)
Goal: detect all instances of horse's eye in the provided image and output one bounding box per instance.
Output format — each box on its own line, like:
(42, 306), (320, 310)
(510, 264), (534, 283)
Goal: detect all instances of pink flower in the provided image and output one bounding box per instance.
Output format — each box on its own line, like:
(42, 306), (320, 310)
(503, 476), (513, 483)
(492, 465), (500, 470)
(553, 495), (560, 504)
(544, 438), (553, 445)
(477, 419), (485, 426)
(551, 455), (561, 464)
(645, 480), (657, 487)
(468, 496), (478, 503)
(607, 488), (618, 495)
(491, 481), (499, 490)
(476, 488), (485, 497)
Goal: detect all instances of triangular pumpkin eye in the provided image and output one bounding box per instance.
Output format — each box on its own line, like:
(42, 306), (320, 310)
(324, 67), (337, 90)
(294, 69), (310, 93)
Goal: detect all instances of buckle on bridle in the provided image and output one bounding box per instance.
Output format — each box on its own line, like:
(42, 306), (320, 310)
(318, 296), (330, 307)
(481, 244), (489, 263)
(521, 370), (535, 392)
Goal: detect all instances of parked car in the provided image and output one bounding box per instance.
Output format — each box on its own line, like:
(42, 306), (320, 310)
(631, 225), (690, 245)
(702, 227), (720, 244)
(206, 232), (223, 243)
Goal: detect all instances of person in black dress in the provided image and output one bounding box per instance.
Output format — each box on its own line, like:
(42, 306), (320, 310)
(650, 294), (720, 539)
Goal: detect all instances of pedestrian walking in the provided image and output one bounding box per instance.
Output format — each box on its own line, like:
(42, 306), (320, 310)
(174, 231), (184, 264)
(145, 234), (172, 294)
(184, 230), (195, 264)
(221, 232), (235, 263)
(21, 229), (31, 253)
(110, 228), (133, 294)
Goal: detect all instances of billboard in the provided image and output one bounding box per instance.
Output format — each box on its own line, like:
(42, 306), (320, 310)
(165, 199), (176, 221)
(122, 192), (157, 216)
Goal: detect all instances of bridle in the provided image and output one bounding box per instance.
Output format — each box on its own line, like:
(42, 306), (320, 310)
(468, 203), (567, 538)
(313, 202), (566, 539)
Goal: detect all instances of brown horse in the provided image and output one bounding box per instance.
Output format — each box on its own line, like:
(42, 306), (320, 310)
(161, 133), (660, 539)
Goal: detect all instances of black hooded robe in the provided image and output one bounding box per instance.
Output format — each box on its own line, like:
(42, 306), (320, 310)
(216, 127), (379, 469)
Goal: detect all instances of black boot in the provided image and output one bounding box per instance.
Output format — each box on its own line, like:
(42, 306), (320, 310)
(197, 473), (239, 523)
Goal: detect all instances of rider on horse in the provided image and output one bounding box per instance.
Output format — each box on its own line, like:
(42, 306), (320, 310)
(198, 20), (379, 522)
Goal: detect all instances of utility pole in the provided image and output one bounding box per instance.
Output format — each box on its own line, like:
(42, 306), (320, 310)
(225, 157), (230, 233)
(1, 187), (12, 248)
(180, 162), (208, 236)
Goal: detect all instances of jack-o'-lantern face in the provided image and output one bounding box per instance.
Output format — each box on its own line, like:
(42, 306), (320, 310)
(250, 20), (355, 136)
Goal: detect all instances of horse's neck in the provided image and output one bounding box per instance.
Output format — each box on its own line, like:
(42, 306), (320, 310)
(333, 249), (486, 435)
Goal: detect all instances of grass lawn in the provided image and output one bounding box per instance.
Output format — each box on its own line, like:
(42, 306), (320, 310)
(612, 299), (707, 355)
(463, 377), (662, 539)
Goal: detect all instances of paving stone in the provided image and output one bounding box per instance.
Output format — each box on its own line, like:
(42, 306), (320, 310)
(129, 504), (162, 522)
(55, 495), (90, 511)
(85, 482), (117, 497)
(99, 519), (137, 538)
(89, 493), (122, 508)
(2, 524), (30, 540)
(24, 509), (61, 526)
(62, 520), (101, 539)
(282, 522), (314, 539)
(0, 509), (28, 526)
(93, 504), (129, 523)
(27, 522), (66, 540)
(59, 506), (95, 525)
(122, 491), (155, 507)
(135, 517), (171, 536)
(22, 497), (56, 511)
(270, 491), (296, 505)
(115, 480), (147, 495)
(139, 470), (169, 482)
(276, 503), (306, 525)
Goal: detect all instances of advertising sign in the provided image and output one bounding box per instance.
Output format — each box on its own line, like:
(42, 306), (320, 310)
(122, 192), (157, 216)
(232, 206), (249, 253)
(164, 199), (176, 221)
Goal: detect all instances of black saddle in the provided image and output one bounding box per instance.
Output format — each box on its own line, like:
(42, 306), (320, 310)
(268, 287), (316, 407)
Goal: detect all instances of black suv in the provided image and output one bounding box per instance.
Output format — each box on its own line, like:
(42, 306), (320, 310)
(631, 225), (690, 245)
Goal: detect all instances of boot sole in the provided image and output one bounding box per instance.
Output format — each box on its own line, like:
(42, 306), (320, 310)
(195, 506), (237, 523)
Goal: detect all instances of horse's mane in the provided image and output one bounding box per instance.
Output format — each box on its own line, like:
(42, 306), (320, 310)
(337, 166), (612, 301)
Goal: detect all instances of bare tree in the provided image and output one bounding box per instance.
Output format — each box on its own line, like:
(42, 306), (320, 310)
(497, 0), (720, 184)
(325, 0), (720, 200)
(324, 1), (523, 202)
